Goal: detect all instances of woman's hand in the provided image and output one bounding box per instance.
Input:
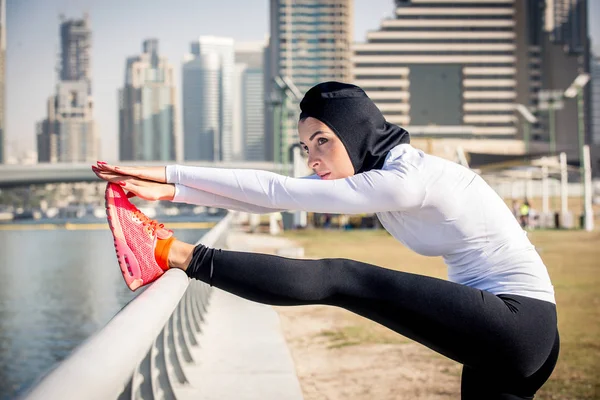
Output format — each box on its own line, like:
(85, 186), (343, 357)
(94, 162), (167, 184)
(92, 166), (175, 201)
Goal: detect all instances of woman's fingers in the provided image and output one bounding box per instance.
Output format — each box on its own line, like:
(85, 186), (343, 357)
(119, 181), (159, 201)
(96, 163), (140, 177)
(92, 166), (150, 187)
(95, 162), (167, 184)
(92, 166), (130, 183)
(91, 166), (115, 181)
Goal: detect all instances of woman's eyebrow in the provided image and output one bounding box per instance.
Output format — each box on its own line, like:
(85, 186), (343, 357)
(299, 130), (326, 145)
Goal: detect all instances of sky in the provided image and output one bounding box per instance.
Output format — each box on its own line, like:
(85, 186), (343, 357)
(5, 0), (600, 161)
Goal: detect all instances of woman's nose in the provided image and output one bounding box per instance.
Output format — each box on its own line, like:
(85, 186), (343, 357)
(307, 154), (319, 169)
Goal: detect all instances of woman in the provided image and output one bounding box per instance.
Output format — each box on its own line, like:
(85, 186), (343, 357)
(93, 82), (559, 399)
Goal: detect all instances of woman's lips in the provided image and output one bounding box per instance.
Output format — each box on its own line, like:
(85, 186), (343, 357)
(319, 173), (331, 180)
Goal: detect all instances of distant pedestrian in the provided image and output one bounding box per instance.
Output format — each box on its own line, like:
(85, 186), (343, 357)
(520, 200), (531, 229)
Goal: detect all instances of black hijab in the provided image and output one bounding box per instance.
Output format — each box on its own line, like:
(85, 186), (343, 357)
(299, 81), (410, 174)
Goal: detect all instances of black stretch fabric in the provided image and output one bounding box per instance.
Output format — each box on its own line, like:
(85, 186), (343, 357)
(299, 82), (410, 173)
(187, 245), (559, 400)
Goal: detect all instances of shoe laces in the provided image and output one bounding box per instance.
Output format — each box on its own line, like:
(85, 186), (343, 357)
(133, 209), (164, 236)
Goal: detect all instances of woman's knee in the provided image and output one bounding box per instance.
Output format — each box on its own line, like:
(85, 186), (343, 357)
(291, 258), (346, 303)
(315, 257), (376, 304)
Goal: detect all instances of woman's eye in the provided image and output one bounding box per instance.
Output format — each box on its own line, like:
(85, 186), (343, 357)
(317, 138), (328, 145)
(302, 146), (309, 153)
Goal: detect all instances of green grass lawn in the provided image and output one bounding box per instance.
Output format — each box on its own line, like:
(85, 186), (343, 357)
(283, 228), (600, 399)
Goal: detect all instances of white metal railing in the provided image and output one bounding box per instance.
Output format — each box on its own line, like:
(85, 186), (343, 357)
(487, 180), (599, 200)
(22, 213), (233, 400)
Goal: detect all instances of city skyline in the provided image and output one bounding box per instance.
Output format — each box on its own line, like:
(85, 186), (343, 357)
(5, 0), (401, 162)
(5, 0), (600, 162)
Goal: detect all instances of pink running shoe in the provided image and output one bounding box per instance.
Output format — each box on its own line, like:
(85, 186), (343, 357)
(105, 182), (173, 291)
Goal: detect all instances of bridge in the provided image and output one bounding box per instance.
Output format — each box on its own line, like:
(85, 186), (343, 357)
(0, 161), (280, 188)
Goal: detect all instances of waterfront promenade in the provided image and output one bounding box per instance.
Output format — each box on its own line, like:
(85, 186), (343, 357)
(174, 229), (305, 399)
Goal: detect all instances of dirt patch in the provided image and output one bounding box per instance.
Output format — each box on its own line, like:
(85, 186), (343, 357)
(275, 305), (461, 400)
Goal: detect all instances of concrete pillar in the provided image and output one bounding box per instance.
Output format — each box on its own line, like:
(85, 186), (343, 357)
(526, 171), (533, 201)
(542, 164), (549, 214)
(541, 162), (552, 228)
(249, 213), (260, 233)
(511, 180), (518, 200)
(560, 152), (572, 228)
(583, 145), (594, 232)
(292, 146), (307, 228)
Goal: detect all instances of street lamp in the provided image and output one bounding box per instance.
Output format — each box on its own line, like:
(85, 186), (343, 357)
(272, 76), (301, 175)
(537, 89), (564, 154)
(563, 73), (591, 230)
(563, 73), (590, 159)
(272, 77), (306, 229)
(563, 73), (590, 98)
(515, 104), (537, 153)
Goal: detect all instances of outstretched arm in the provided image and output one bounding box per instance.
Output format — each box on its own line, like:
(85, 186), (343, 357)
(166, 164), (425, 214)
(171, 174), (322, 213)
(173, 184), (284, 214)
(91, 165), (285, 214)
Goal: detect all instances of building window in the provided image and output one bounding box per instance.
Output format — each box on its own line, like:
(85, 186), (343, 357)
(70, 91), (78, 107)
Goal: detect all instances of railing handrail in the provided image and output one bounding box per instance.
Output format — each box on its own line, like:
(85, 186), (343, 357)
(22, 213), (233, 400)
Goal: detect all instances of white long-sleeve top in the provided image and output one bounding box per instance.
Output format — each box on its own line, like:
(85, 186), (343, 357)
(166, 144), (555, 304)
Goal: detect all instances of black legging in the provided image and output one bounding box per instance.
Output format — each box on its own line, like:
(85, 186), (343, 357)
(187, 245), (560, 400)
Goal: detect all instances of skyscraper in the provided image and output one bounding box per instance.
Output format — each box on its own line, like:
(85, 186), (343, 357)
(352, 0), (590, 159)
(119, 39), (177, 161)
(186, 36), (235, 162)
(545, 0), (587, 53)
(235, 41), (266, 161)
(266, 0), (353, 163)
(37, 15), (98, 163)
(182, 51), (221, 161)
(540, 0), (591, 154)
(0, 0), (5, 164)
(60, 16), (92, 87)
(354, 0), (523, 139)
(37, 97), (57, 163)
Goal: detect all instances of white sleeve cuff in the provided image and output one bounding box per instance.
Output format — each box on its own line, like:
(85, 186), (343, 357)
(171, 183), (189, 203)
(165, 165), (179, 184)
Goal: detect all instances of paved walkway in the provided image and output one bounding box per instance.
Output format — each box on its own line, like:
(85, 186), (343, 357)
(177, 230), (304, 400)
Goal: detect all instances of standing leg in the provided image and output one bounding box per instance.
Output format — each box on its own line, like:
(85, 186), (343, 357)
(461, 330), (559, 400)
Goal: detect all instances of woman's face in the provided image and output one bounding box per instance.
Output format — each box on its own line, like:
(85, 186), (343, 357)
(298, 117), (355, 180)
